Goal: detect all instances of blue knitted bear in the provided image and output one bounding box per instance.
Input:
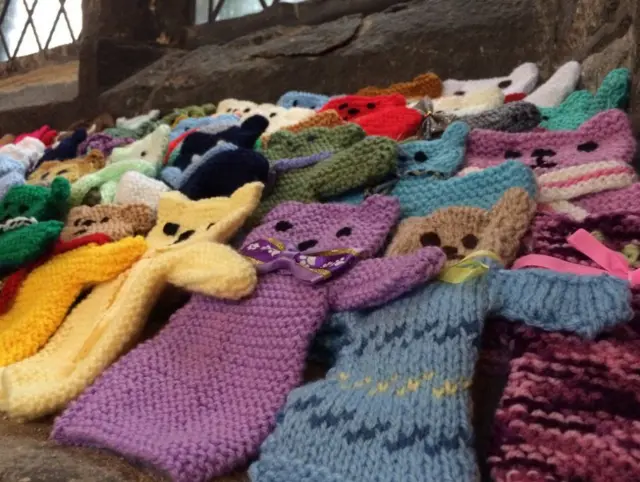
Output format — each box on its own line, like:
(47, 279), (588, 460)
(251, 180), (632, 482)
(0, 155), (26, 201)
(277, 91), (332, 110)
(168, 114), (239, 141)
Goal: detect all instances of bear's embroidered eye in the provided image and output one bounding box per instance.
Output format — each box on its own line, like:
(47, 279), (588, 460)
(74, 218), (82, 226)
(57, 169), (69, 175)
(100, 217), (110, 223)
(275, 221), (293, 232)
(366, 103), (376, 109)
(420, 232), (441, 247)
(461, 234), (478, 249)
(206, 222), (216, 230)
(269, 113), (278, 118)
(83, 219), (95, 226)
(505, 150), (522, 159)
(174, 230), (195, 243)
(347, 108), (359, 116)
(306, 134), (317, 142)
(336, 227), (352, 238)
(227, 108), (232, 112)
(140, 151), (147, 157)
(163, 222), (180, 236)
(292, 100), (299, 107)
(454, 91), (465, 96)
(577, 141), (599, 152)
(338, 103), (348, 110)
(41, 171), (50, 180)
(414, 151), (428, 163)
(498, 79), (512, 89)
(243, 108), (251, 113)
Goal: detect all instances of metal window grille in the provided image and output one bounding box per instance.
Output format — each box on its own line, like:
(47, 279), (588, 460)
(194, 0), (308, 25)
(0, 0), (82, 61)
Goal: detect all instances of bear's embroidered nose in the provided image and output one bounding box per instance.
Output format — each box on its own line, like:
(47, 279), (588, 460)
(297, 239), (318, 251)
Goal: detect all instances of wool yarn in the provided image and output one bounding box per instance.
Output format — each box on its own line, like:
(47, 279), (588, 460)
(248, 135), (397, 225)
(443, 62), (540, 96)
(279, 110), (345, 134)
(0, 156), (26, 200)
(319, 94), (406, 121)
(525, 60), (581, 107)
(161, 104), (216, 127)
(2, 183), (262, 421)
(539, 68), (630, 130)
(0, 178), (70, 273)
(60, 204), (155, 242)
(432, 87), (504, 117)
(0, 137), (45, 171)
(52, 195), (446, 481)
(168, 114), (237, 141)
(171, 115), (268, 170)
(239, 104), (316, 134)
(0, 236), (147, 368)
(464, 109), (637, 210)
(357, 72), (443, 99)
(277, 91), (332, 110)
(28, 150), (106, 186)
(216, 99), (258, 116)
(114, 171), (171, 211)
(77, 133), (134, 157)
(162, 142), (237, 189)
(15, 125), (57, 147)
(103, 120), (159, 140)
(40, 129), (88, 162)
(488, 210), (640, 482)
(251, 186), (630, 482)
(115, 110), (160, 130)
(179, 147), (270, 199)
(461, 101), (541, 133)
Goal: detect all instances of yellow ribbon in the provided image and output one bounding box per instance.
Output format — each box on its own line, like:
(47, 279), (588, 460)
(438, 250), (502, 284)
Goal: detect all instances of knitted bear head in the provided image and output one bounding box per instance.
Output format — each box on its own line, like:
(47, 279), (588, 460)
(277, 91), (331, 110)
(61, 203), (155, 242)
(28, 150), (106, 186)
(539, 68), (630, 130)
(320, 94), (406, 121)
(462, 101), (542, 133)
(145, 182), (263, 251)
(109, 124), (170, 165)
(243, 195), (400, 259)
(465, 109), (636, 203)
(263, 123), (366, 162)
(0, 177), (69, 224)
(280, 110), (345, 134)
(169, 117), (217, 141)
(432, 86), (504, 117)
(356, 72), (442, 100)
(240, 104), (315, 134)
(387, 186), (535, 267)
(397, 122), (469, 177)
(443, 62), (539, 97)
(161, 104), (216, 127)
(216, 99), (258, 117)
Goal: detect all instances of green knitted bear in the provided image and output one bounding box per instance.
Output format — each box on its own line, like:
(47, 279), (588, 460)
(0, 177), (70, 272)
(161, 103), (217, 127)
(248, 135), (398, 226)
(539, 68), (630, 130)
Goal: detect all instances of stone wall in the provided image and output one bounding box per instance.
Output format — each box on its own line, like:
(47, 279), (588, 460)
(90, 0), (638, 135)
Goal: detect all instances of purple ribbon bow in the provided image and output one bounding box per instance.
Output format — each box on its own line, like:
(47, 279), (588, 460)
(240, 238), (361, 284)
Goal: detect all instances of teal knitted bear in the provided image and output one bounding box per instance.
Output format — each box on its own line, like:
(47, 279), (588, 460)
(539, 68), (630, 130)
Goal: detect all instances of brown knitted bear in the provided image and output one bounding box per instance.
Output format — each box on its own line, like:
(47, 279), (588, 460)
(60, 204), (156, 242)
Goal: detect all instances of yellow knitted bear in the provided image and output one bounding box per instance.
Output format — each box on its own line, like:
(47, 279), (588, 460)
(0, 237), (147, 367)
(0, 182), (263, 421)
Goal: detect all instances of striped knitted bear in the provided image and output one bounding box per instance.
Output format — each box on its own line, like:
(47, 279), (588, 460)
(51, 195), (446, 482)
(251, 178), (632, 482)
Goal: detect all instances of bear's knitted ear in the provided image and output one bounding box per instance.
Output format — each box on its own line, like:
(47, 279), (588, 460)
(120, 203), (156, 235)
(261, 201), (308, 223)
(240, 115), (269, 136)
(441, 121), (469, 144)
(49, 177), (71, 212)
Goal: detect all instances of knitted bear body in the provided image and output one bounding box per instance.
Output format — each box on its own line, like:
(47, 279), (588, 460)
(0, 184), (262, 421)
(251, 264), (631, 482)
(51, 196), (446, 482)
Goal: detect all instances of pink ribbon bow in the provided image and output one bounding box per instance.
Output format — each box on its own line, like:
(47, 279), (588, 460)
(513, 229), (640, 286)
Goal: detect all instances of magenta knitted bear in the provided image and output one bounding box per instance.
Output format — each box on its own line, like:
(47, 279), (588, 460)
(464, 108), (637, 219)
(52, 195), (446, 482)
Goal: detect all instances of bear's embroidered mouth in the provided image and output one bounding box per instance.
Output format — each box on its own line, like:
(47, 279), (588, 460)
(0, 216), (38, 233)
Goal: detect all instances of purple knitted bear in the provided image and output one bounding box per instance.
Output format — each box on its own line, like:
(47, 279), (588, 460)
(52, 195), (445, 482)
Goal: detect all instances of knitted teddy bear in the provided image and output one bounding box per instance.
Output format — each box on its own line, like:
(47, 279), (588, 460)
(239, 104), (316, 134)
(429, 87), (504, 117)
(115, 109), (160, 130)
(0, 155), (26, 201)
(77, 133), (134, 158)
(39, 129), (87, 162)
(357, 72), (442, 100)
(462, 101), (541, 132)
(464, 108), (637, 219)
(14, 125), (57, 147)
(0, 235), (147, 368)
(216, 98), (257, 116)
(250, 180), (632, 482)
(0, 178), (70, 274)
(248, 131), (398, 226)
(114, 171), (171, 211)
(161, 104), (216, 127)
(276, 110), (345, 135)
(0, 137), (45, 171)
(69, 125), (171, 206)
(538, 68), (630, 130)
(52, 195), (446, 482)
(28, 150), (106, 186)
(443, 62), (540, 97)
(489, 210), (640, 482)
(168, 113), (239, 142)
(524, 60), (581, 107)
(2, 183), (262, 421)
(103, 120), (159, 140)
(60, 204), (155, 242)
(277, 91), (332, 110)
(319, 94), (423, 140)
